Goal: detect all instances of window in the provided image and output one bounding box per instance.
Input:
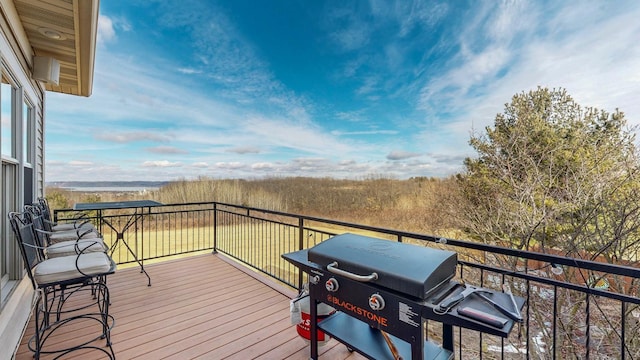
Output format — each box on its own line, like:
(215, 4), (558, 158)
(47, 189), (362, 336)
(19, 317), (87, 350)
(1, 74), (13, 157)
(0, 71), (18, 300)
(23, 101), (33, 166)
(1, 163), (15, 295)
(23, 100), (33, 205)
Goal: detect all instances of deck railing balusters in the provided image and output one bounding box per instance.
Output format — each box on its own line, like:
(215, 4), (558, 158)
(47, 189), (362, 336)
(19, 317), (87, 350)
(54, 201), (640, 359)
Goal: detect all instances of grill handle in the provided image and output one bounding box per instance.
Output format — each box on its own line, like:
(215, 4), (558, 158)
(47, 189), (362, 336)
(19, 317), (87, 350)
(327, 262), (378, 282)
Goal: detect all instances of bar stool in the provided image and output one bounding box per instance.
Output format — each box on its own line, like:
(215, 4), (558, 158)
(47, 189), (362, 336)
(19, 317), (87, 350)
(9, 212), (116, 359)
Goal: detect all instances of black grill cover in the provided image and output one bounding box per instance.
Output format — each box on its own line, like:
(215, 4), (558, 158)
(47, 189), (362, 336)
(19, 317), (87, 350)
(308, 233), (457, 299)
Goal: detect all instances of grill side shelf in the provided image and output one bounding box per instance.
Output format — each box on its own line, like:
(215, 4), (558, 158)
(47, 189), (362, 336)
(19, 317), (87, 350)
(423, 285), (526, 338)
(318, 312), (453, 360)
(282, 249), (312, 272)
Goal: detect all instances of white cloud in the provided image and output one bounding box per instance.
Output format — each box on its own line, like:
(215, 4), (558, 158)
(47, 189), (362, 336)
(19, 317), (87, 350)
(395, 1), (448, 37)
(335, 109), (367, 122)
(251, 162), (275, 170)
(69, 161), (94, 166)
(419, 45), (512, 114)
(147, 146), (188, 154)
(97, 15), (132, 45)
(177, 67), (202, 75)
(488, 1), (535, 43)
(45, 1), (640, 182)
(332, 24), (370, 51)
(215, 162), (245, 170)
(415, 1), (640, 161)
(142, 161), (182, 168)
(326, 6), (372, 52)
(331, 129), (397, 136)
(97, 15), (116, 44)
(387, 151), (422, 161)
(96, 131), (173, 144)
(356, 76), (380, 96)
(46, 162), (124, 182)
(244, 116), (354, 156)
(226, 146), (260, 154)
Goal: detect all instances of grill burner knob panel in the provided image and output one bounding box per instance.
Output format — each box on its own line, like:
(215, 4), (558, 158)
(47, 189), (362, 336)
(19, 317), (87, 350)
(326, 278), (339, 292)
(368, 293), (385, 311)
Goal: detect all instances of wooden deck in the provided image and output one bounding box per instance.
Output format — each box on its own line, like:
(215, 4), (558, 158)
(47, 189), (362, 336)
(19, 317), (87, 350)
(15, 254), (365, 359)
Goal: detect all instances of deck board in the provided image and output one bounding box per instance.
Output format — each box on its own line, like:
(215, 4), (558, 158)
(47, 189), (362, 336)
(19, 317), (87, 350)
(15, 254), (366, 359)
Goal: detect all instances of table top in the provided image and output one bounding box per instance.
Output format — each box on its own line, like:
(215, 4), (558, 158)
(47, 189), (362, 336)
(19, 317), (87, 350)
(73, 200), (163, 211)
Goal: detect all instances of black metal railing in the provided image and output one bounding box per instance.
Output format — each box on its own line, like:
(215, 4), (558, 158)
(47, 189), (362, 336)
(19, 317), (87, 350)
(55, 202), (216, 266)
(55, 201), (640, 359)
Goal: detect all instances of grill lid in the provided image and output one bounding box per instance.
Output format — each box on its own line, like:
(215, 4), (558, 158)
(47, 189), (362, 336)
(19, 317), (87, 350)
(308, 233), (457, 299)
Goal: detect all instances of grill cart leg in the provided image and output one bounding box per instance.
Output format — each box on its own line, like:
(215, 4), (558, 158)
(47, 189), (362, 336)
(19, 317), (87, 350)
(443, 323), (454, 351)
(310, 297), (319, 360)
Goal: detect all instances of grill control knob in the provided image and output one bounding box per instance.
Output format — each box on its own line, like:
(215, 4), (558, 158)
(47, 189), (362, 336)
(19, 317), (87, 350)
(325, 278), (339, 292)
(369, 294), (385, 311)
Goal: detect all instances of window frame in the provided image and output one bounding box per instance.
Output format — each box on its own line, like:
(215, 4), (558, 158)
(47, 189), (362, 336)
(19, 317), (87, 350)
(23, 98), (34, 167)
(0, 65), (24, 305)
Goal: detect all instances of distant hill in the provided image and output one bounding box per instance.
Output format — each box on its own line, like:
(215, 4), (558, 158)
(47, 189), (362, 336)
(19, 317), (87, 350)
(46, 181), (170, 189)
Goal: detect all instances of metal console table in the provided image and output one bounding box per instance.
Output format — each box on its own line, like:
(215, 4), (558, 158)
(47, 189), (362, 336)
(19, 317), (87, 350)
(74, 200), (163, 286)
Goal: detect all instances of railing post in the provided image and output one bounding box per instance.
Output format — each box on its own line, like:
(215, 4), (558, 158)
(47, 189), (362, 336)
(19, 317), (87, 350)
(298, 217), (304, 289)
(298, 217), (305, 251)
(212, 203), (218, 254)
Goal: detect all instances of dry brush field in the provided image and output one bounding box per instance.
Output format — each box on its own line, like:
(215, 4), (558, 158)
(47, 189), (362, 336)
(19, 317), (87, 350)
(46, 176), (465, 237)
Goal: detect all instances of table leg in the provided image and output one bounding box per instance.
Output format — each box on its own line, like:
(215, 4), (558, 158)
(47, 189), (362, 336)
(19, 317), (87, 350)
(103, 211), (152, 286)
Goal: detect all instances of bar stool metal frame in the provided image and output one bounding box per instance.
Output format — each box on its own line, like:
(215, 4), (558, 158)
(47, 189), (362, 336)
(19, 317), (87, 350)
(37, 197), (95, 232)
(9, 212), (116, 359)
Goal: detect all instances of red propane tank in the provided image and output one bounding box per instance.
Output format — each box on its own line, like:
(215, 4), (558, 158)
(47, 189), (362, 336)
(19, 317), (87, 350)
(295, 295), (335, 346)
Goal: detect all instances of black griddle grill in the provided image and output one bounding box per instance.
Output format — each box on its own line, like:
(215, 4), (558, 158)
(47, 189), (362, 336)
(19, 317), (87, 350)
(283, 233), (525, 360)
(308, 233), (457, 299)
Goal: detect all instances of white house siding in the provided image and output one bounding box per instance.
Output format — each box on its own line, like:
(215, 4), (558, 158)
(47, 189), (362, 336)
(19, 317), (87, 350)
(36, 95), (44, 198)
(0, 0), (46, 357)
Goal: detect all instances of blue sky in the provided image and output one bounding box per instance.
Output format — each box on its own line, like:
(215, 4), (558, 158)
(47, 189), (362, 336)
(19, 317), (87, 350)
(45, 0), (640, 182)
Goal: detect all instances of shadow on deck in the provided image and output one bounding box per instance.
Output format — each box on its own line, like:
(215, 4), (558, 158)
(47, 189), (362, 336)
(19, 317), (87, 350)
(15, 254), (364, 359)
